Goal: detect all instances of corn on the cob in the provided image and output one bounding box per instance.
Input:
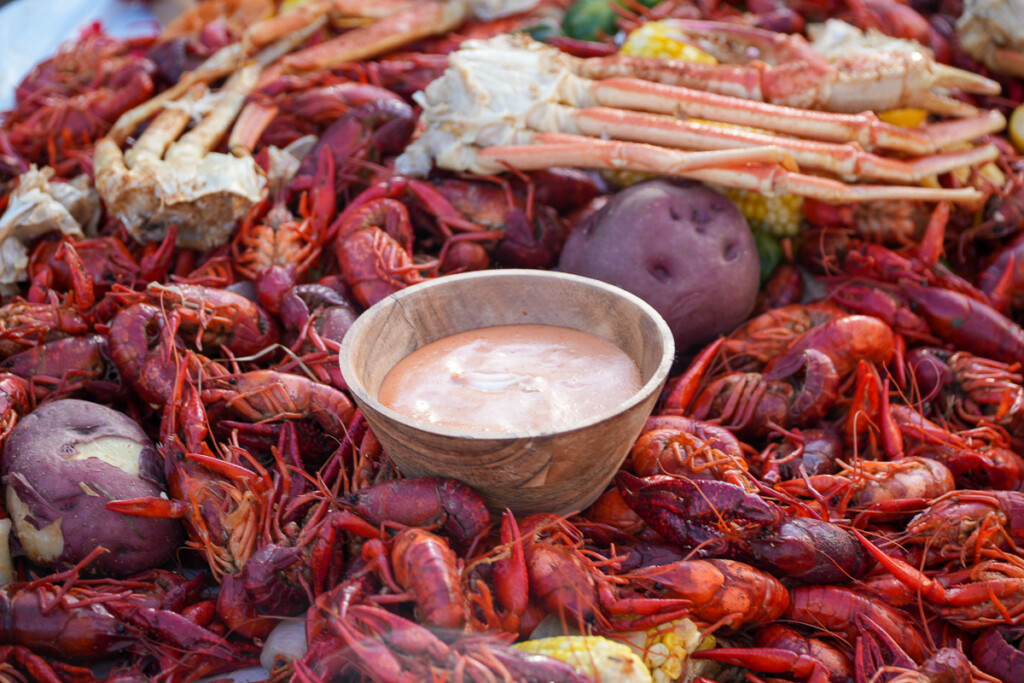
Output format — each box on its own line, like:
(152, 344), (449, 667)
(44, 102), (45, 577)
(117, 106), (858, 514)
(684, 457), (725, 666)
(878, 108), (929, 128)
(721, 187), (805, 236)
(513, 635), (653, 683)
(617, 22), (804, 237)
(620, 21), (718, 63)
(617, 617), (715, 683)
(1012, 104), (1024, 154)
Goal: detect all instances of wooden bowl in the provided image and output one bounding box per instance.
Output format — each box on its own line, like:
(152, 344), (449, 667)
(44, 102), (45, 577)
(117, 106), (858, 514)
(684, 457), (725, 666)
(338, 269), (674, 516)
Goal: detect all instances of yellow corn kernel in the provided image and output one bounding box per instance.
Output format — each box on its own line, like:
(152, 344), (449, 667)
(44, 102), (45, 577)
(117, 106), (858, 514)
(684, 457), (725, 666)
(513, 635), (653, 683)
(620, 21), (718, 63)
(1010, 104), (1024, 154)
(722, 186), (805, 237)
(617, 617), (708, 683)
(878, 108), (929, 128)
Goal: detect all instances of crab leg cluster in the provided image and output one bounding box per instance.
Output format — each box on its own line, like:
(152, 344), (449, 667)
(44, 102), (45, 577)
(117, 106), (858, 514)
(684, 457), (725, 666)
(93, 0), (524, 250)
(94, 25), (323, 251)
(584, 19), (1001, 117)
(396, 33), (1002, 204)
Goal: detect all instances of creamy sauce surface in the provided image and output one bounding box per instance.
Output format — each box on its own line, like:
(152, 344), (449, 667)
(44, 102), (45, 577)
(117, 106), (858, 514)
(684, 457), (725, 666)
(378, 324), (642, 433)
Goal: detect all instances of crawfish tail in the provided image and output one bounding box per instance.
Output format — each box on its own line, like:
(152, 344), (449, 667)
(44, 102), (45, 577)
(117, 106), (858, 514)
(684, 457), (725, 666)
(346, 476), (491, 551)
(973, 626), (1024, 682)
(746, 516), (869, 584)
(903, 282), (1024, 364)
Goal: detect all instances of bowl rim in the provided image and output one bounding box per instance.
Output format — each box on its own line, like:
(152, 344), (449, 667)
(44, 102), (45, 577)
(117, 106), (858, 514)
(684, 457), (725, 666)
(339, 269), (676, 440)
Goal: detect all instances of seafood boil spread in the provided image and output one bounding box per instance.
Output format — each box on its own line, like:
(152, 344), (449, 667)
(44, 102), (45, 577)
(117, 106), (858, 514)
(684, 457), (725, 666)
(4, 0), (1024, 680)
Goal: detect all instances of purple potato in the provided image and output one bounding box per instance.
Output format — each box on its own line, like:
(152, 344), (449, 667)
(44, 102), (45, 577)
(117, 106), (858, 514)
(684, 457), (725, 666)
(1, 399), (183, 577)
(558, 179), (760, 353)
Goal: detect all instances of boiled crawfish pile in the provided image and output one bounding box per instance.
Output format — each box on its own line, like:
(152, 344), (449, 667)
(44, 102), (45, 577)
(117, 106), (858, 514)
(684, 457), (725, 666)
(2, 0), (1024, 682)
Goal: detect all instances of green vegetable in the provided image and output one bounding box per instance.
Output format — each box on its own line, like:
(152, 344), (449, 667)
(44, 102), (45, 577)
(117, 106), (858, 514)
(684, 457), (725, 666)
(526, 20), (561, 42)
(562, 0), (661, 41)
(752, 228), (783, 285)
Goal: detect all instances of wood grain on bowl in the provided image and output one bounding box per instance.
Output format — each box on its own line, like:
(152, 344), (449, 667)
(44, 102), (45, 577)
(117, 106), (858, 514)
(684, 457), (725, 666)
(339, 269), (674, 516)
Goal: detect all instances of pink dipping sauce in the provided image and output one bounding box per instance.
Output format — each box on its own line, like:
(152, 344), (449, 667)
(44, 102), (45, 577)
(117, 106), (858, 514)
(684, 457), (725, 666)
(378, 324), (642, 433)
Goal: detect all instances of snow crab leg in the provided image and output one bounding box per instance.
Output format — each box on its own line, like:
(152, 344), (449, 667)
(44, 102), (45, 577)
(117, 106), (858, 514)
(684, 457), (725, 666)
(577, 18), (1001, 117)
(396, 34), (994, 204)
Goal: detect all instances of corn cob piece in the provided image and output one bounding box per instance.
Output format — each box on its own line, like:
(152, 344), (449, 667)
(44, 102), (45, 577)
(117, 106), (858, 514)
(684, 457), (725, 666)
(513, 635), (653, 683)
(617, 617), (715, 683)
(619, 21), (718, 63)
(1012, 104), (1024, 154)
(721, 187), (805, 236)
(878, 108), (929, 128)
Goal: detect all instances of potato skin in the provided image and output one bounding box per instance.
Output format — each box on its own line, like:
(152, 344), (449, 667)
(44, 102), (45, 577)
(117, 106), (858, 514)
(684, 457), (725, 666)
(558, 179), (760, 353)
(1, 399), (183, 577)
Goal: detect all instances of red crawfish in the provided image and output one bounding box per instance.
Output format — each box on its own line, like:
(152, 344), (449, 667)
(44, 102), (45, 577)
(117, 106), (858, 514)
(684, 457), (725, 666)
(107, 301), (229, 406)
(502, 513), (691, 632)
(785, 584), (930, 662)
(625, 558), (790, 631)
(776, 456), (957, 522)
(803, 197), (933, 247)
(720, 301), (845, 372)
(362, 527), (467, 630)
(201, 368), (355, 443)
(858, 530), (1024, 630)
(332, 194), (425, 309)
(615, 472), (869, 584)
(825, 280), (936, 343)
(342, 476), (492, 554)
(430, 171), (582, 270)
(27, 227), (176, 301)
(973, 624), (1024, 683)
(232, 147), (337, 314)
(231, 78), (406, 153)
(0, 334), (114, 402)
(747, 623), (853, 681)
(1, 26), (156, 178)
(327, 174), (497, 308)
(890, 403), (1024, 493)
(0, 296), (91, 360)
(979, 232), (1024, 315)
(802, 203), (989, 303)
(854, 612), (973, 683)
(0, 373), (29, 441)
(643, 414), (747, 461)
(899, 489), (1024, 561)
(106, 281), (282, 402)
(134, 282), (280, 358)
(906, 347), (1024, 450)
(301, 586), (588, 683)
(690, 347), (841, 439)
(762, 314), (895, 381)
(902, 281), (1024, 365)
(755, 423), (845, 483)
(0, 645), (95, 683)
(292, 98), (417, 196)
(629, 427), (752, 489)
(752, 262), (805, 315)
(107, 363), (286, 580)
(0, 558), (238, 666)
